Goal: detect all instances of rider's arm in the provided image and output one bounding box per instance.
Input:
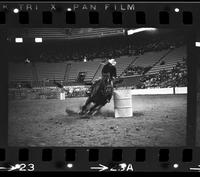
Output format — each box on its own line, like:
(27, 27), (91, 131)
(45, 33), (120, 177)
(113, 67), (117, 79)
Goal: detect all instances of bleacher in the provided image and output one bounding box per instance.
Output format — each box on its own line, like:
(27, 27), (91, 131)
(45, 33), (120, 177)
(9, 63), (33, 82)
(115, 56), (137, 76)
(147, 46), (186, 75)
(35, 62), (67, 81)
(67, 59), (101, 82)
(8, 55), (136, 86)
(133, 49), (170, 67)
(8, 46), (186, 87)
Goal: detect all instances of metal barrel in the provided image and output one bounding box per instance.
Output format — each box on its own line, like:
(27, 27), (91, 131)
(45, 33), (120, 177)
(113, 89), (132, 118)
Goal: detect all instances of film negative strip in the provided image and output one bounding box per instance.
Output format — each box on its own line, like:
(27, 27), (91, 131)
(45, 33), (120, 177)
(0, 1), (200, 173)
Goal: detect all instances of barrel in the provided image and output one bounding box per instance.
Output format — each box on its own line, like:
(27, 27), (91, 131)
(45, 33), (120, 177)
(113, 89), (133, 118)
(60, 92), (65, 100)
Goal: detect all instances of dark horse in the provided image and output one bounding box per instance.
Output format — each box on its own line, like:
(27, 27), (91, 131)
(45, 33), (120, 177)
(79, 73), (113, 116)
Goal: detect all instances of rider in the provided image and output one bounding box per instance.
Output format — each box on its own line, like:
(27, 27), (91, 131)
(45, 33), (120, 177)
(81, 59), (117, 115)
(102, 58), (117, 83)
(88, 58), (117, 101)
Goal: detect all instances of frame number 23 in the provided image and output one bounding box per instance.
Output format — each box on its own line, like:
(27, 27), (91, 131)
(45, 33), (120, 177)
(19, 163), (35, 171)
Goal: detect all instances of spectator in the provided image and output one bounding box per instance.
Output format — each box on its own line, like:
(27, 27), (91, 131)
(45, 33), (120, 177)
(136, 60), (187, 89)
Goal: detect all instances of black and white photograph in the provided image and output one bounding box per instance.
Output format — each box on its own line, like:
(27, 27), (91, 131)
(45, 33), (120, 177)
(7, 28), (187, 146)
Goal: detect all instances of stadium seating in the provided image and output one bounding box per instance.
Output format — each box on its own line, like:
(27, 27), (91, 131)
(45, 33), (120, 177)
(115, 56), (138, 76)
(8, 45), (187, 88)
(147, 46), (186, 75)
(9, 63), (33, 81)
(35, 62), (67, 81)
(133, 49), (170, 67)
(8, 55), (137, 85)
(67, 59), (101, 82)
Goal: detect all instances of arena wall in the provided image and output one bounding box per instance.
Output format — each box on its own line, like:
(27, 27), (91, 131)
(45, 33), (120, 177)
(128, 87), (187, 95)
(9, 87), (187, 101)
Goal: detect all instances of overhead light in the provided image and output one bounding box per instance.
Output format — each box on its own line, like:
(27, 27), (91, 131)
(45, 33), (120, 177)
(127, 28), (157, 35)
(35, 38), (43, 43)
(195, 42), (200, 47)
(15, 38), (23, 43)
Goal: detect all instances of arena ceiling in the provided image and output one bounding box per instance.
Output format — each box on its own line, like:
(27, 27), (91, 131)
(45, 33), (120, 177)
(4, 28), (126, 40)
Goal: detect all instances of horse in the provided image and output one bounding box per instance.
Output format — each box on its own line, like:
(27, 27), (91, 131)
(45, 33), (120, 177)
(79, 73), (114, 116)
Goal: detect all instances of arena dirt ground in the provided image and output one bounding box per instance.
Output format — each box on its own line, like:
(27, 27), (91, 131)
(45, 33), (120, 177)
(8, 94), (187, 147)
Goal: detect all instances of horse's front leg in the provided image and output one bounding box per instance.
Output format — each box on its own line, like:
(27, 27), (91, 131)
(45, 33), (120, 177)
(80, 97), (91, 114)
(88, 104), (104, 116)
(88, 103), (98, 116)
